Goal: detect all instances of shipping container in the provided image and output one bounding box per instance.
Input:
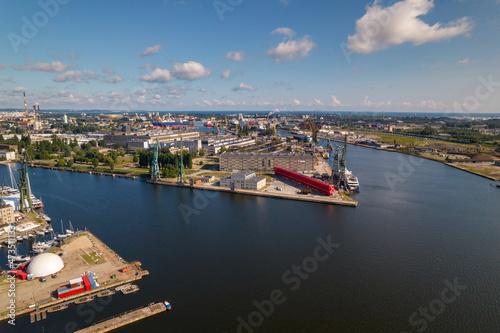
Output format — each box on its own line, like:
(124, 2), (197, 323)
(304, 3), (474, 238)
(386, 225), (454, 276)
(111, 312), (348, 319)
(58, 285), (85, 299)
(10, 270), (27, 280)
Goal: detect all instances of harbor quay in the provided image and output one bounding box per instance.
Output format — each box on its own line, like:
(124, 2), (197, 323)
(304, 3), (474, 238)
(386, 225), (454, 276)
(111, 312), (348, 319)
(0, 231), (149, 323)
(148, 179), (358, 207)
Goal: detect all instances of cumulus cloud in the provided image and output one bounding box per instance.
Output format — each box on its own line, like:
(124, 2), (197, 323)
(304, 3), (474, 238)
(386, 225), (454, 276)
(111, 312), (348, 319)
(102, 67), (114, 74)
(12, 87), (26, 93)
(140, 68), (173, 82)
(171, 61), (211, 81)
(232, 83), (256, 92)
(331, 95), (343, 106)
(458, 58), (472, 64)
(347, 0), (474, 54)
(293, 99), (301, 105)
(265, 36), (316, 63)
(54, 70), (99, 83)
(271, 27), (296, 38)
(314, 99), (324, 106)
(19, 61), (69, 72)
(199, 88), (208, 93)
(140, 44), (162, 57)
(221, 69), (231, 79)
(225, 51), (245, 62)
(106, 75), (123, 84)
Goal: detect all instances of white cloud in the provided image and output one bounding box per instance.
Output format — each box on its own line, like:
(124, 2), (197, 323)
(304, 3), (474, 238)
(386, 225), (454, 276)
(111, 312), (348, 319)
(458, 58), (472, 64)
(141, 63), (158, 69)
(203, 99), (213, 106)
(140, 44), (162, 57)
(22, 61), (69, 72)
(293, 99), (301, 105)
(265, 36), (316, 63)
(221, 69), (231, 79)
(232, 82), (256, 92)
(347, 0), (473, 54)
(225, 51), (245, 62)
(271, 27), (296, 38)
(199, 88), (208, 93)
(140, 68), (173, 82)
(171, 61), (211, 81)
(12, 87), (26, 93)
(314, 99), (324, 106)
(54, 70), (98, 83)
(102, 67), (114, 74)
(106, 75), (123, 84)
(0, 64), (7, 69)
(331, 95), (343, 106)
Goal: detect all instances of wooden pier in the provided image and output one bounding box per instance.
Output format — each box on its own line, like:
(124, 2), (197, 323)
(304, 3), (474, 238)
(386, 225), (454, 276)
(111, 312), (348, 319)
(75, 302), (166, 333)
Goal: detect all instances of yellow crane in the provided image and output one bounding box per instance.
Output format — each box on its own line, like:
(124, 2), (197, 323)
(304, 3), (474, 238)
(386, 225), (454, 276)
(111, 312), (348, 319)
(306, 117), (318, 144)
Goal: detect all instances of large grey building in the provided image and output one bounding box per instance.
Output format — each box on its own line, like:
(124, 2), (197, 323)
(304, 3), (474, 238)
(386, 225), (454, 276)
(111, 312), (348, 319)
(220, 170), (266, 190)
(220, 152), (314, 172)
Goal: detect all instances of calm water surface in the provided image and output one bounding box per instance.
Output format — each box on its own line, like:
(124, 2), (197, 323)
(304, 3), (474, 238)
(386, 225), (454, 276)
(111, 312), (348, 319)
(1, 145), (499, 332)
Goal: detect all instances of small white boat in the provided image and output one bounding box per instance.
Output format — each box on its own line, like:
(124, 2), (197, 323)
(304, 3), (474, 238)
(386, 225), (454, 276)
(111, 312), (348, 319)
(28, 233), (35, 238)
(13, 254), (30, 262)
(36, 230), (45, 236)
(164, 301), (172, 311)
(16, 236), (23, 242)
(22, 234), (29, 240)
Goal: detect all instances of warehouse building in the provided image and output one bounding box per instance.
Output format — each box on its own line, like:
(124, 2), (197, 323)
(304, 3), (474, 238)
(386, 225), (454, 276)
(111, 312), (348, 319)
(220, 152), (314, 172)
(220, 170), (266, 190)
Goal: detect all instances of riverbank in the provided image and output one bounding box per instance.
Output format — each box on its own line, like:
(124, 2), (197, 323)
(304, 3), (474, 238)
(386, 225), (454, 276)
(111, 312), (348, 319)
(30, 163), (141, 179)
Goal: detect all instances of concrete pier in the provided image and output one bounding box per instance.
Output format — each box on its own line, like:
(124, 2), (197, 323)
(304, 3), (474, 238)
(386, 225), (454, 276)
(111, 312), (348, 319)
(75, 302), (166, 333)
(149, 180), (358, 207)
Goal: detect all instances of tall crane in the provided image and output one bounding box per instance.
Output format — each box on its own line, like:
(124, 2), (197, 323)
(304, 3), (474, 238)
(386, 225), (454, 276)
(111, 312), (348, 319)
(177, 136), (186, 184)
(151, 139), (161, 182)
(23, 92), (29, 119)
(306, 117), (318, 144)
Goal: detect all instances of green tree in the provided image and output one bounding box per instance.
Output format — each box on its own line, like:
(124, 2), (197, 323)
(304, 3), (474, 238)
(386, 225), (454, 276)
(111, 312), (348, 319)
(132, 155), (139, 163)
(198, 149), (205, 157)
(57, 158), (66, 167)
(92, 158), (99, 169)
(98, 140), (105, 147)
(67, 158), (74, 167)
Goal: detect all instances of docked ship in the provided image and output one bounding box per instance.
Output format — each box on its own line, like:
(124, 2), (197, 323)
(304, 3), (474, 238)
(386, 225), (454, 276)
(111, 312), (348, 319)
(203, 121), (213, 127)
(345, 169), (360, 192)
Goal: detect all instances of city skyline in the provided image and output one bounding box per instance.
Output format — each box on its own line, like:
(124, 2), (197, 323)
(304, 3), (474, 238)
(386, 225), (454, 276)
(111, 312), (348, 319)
(1, 0), (499, 112)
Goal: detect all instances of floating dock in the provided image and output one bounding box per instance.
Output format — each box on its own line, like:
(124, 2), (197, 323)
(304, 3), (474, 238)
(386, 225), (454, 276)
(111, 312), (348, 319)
(75, 302), (166, 333)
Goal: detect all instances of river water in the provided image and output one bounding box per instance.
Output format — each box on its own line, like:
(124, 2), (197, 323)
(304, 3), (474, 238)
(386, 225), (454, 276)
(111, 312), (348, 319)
(1, 145), (499, 332)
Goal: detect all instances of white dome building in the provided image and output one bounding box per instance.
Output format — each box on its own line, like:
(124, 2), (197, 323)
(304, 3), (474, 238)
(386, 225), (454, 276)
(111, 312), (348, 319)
(26, 253), (64, 278)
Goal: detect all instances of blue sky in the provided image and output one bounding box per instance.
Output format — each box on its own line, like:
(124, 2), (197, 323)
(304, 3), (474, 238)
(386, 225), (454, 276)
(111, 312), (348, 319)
(0, 0), (499, 113)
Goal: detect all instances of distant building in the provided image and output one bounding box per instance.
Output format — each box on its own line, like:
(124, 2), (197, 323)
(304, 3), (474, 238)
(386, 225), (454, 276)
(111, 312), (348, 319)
(0, 151), (16, 161)
(202, 136), (255, 154)
(220, 170), (266, 190)
(220, 152), (314, 172)
(63, 114), (68, 124)
(0, 203), (14, 224)
(172, 139), (202, 152)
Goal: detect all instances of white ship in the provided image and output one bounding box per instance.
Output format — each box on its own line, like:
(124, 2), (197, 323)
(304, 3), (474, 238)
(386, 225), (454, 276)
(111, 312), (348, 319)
(345, 169), (360, 192)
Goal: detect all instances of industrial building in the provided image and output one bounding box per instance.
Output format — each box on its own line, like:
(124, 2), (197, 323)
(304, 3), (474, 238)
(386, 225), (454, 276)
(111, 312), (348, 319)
(172, 139), (202, 152)
(103, 131), (200, 150)
(220, 152), (314, 172)
(202, 136), (255, 154)
(220, 170), (266, 190)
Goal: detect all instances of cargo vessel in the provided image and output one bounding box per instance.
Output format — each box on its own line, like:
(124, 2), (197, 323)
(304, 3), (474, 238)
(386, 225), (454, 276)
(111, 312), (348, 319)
(121, 284), (139, 294)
